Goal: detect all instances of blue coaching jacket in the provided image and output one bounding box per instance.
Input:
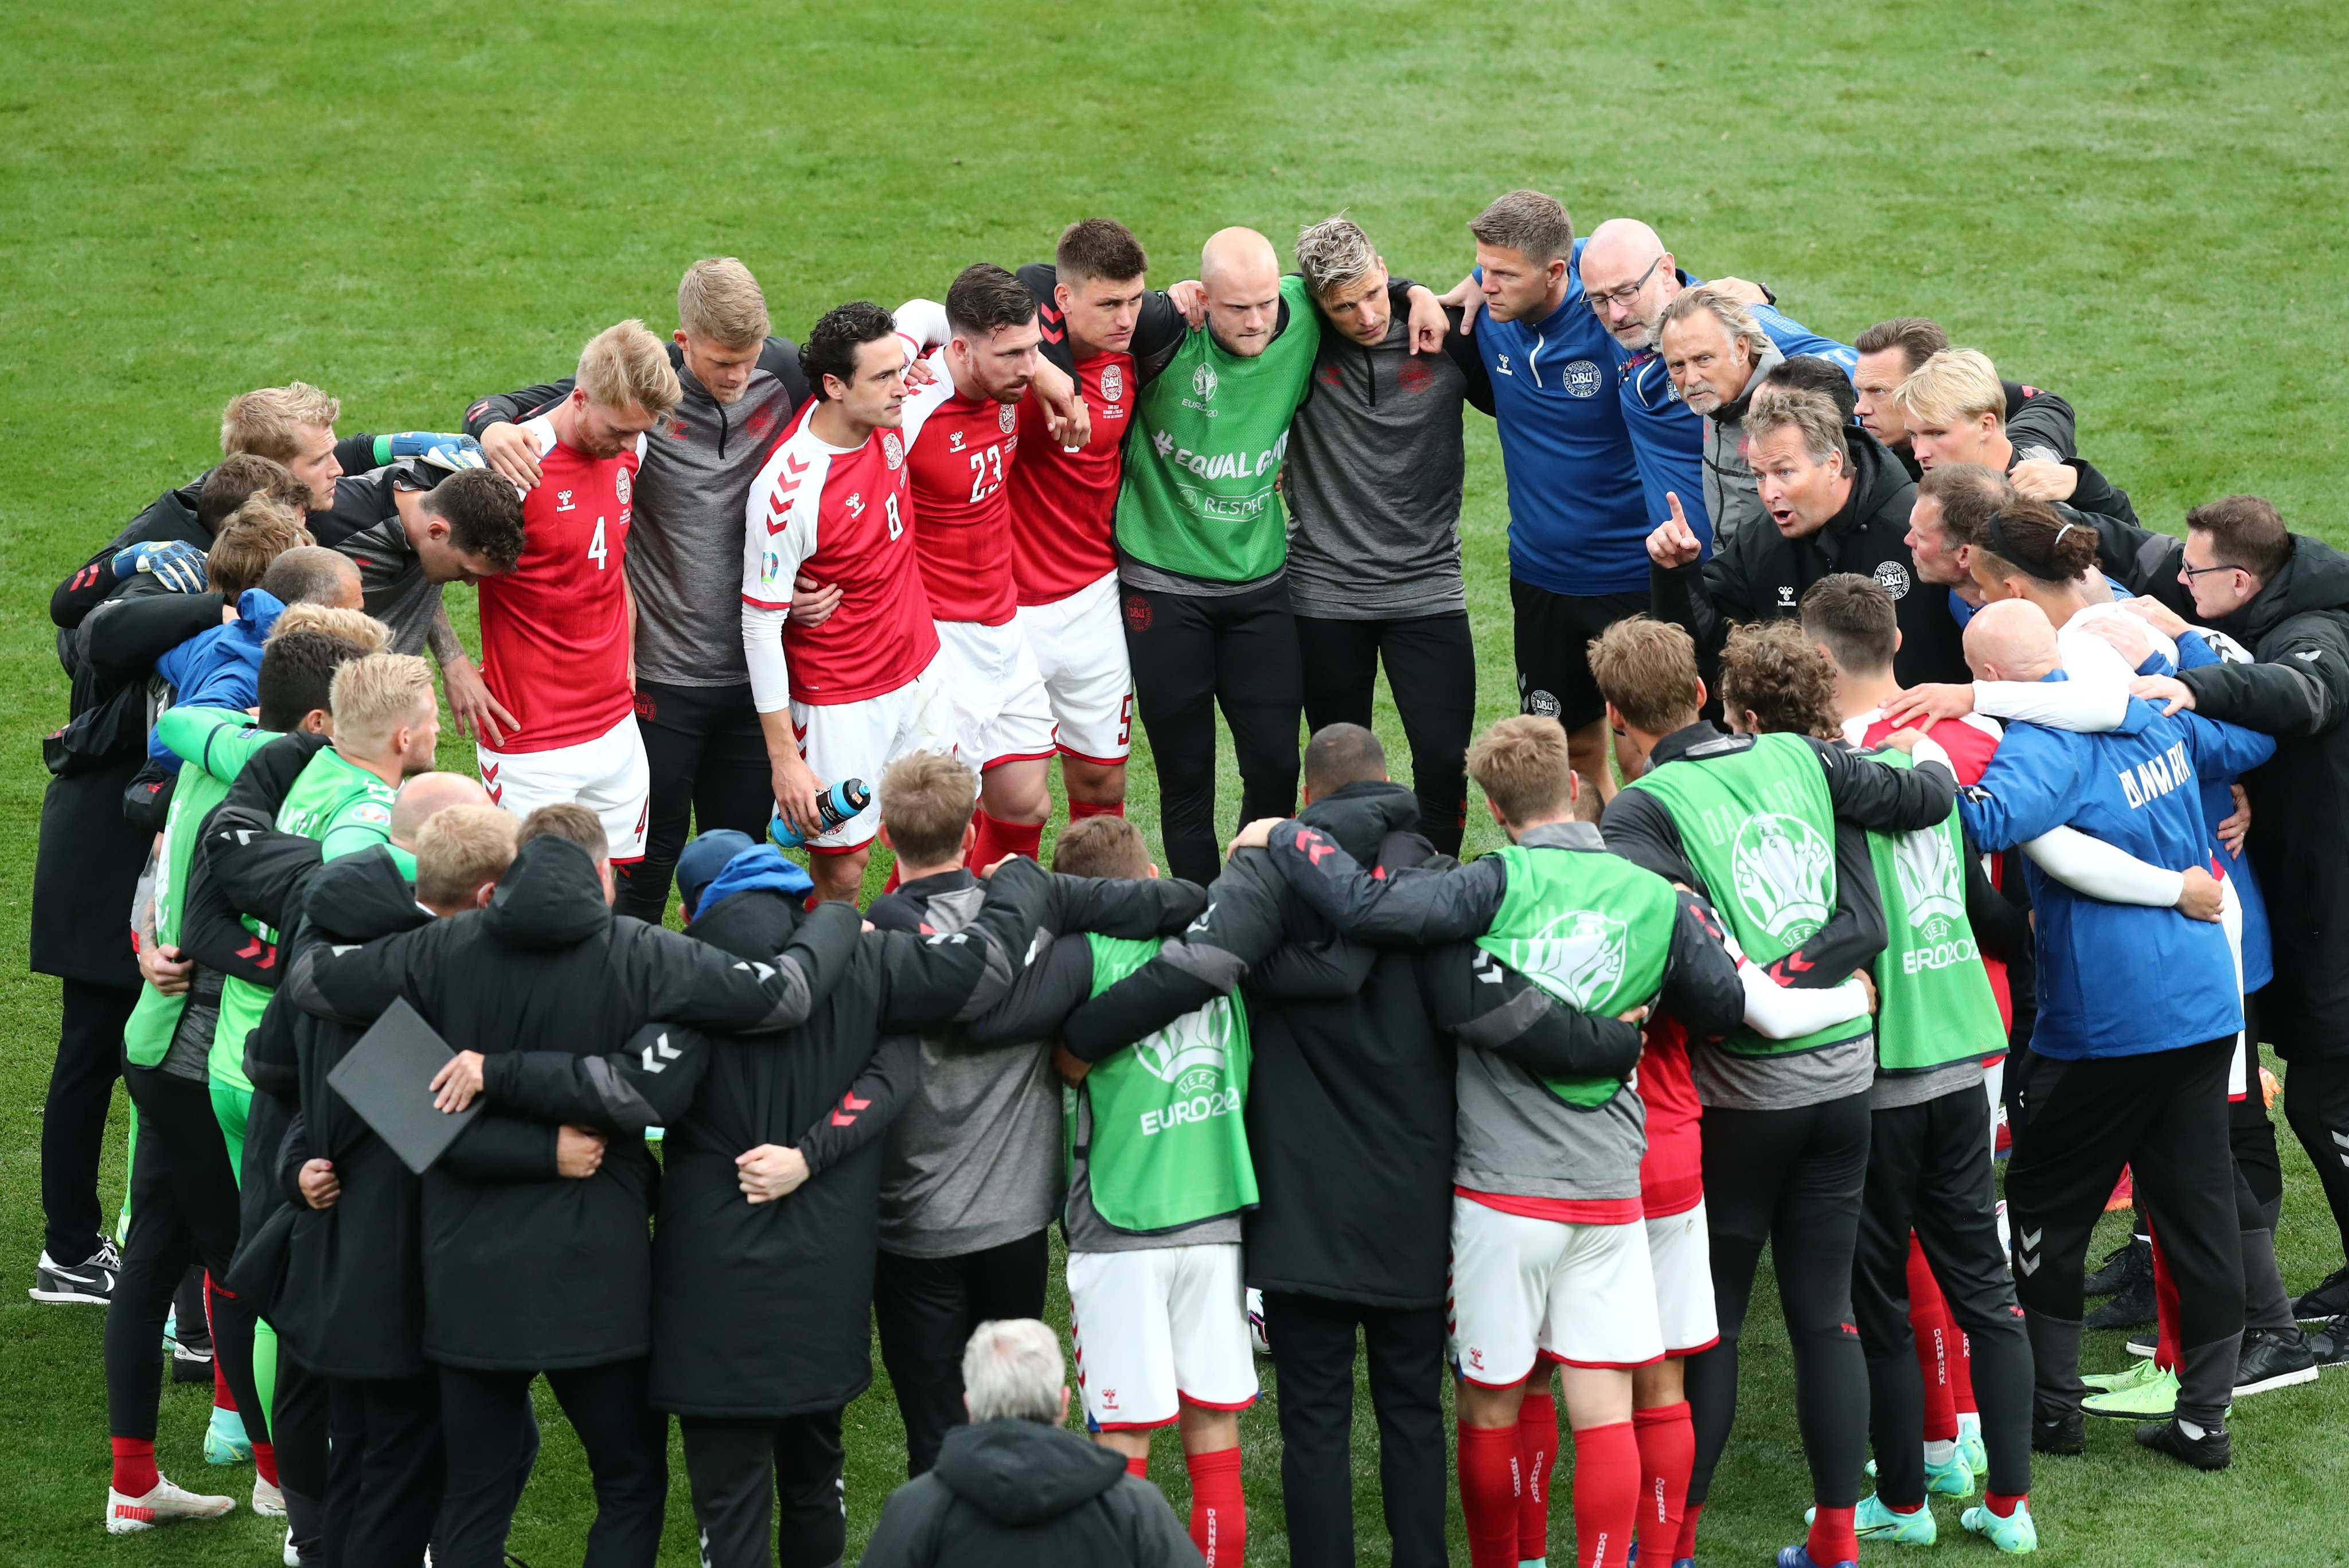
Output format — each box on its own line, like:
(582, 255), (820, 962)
(1956, 677), (2274, 1060)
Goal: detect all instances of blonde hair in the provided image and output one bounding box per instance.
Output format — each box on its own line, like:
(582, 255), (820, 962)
(1468, 715), (1574, 826)
(879, 750), (978, 867)
(206, 496), (314, 596)
(1745, 385), (1850, 467)
(577, 319), (683, 420)
(1295, 216), (1379, 298)
(677, 258), (771, 349)
(1589, 616), (1702, 736)
(414, 805), (520, 909)
(328, 652), (435, 754)
(221, 382), (341, 462)
(270, 603), (392, 651)
(1892, 348), (2004, 428)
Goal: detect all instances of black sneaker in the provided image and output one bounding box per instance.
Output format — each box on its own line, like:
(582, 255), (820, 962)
(2235, 1328), (2320, 1397)
(2134, 1417), (2230, 1470)
(2084, 1235), (2147, 1297)
(2085, 1268), (2157, 1331)
(2306, 1314), (2349, 1366)
(2291, 1264), (2349, 1323)
(2032, 1406), (2086, 1454)
(27, 1241), (119, 1305)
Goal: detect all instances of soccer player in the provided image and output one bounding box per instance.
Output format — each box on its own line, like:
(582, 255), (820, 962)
(474, 320), (681, 865)
(1579, 216), (1846, 546)
(468, 259), (821, 921)
(1284, 216), (1487, 855)
(885, 264), (1085, 867)
(313, 465), (525, 657)
(1646, 385), (1962, 686)
(742, 302), (956, 905)
(1893, 349), (2138, 523)
(1587, 616), (1956, 1568)
(1852, 317), (2079, 484)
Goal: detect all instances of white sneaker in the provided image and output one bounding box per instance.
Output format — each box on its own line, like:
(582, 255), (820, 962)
(106, 1473), (236, 1534)
(284, 1526), (301, 1566)
(252, 1473), (287, 1516)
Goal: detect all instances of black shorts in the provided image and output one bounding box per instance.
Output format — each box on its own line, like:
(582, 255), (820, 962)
(1509, 580), (1650, 731)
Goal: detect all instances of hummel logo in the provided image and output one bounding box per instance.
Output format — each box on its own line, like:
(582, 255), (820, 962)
(638, 1031), (682, 1073)
(556, 489), (576, 511)
(845, 492), (865, 517)
(948, 431), (966, 452)
(1187, 902), (1216, 936)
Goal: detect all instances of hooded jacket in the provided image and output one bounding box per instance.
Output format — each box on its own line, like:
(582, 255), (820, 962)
(2176, 535), (2349, 1056)
(289, 835), (868, 1370)
(1652, 428), (1965, 688)
(857, 1418), (1200, 1568)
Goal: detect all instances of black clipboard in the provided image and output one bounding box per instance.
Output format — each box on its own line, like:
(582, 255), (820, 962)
(326, 997), (477, 1174)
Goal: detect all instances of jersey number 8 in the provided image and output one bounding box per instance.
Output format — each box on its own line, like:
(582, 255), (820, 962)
(885, 493), (903, 541)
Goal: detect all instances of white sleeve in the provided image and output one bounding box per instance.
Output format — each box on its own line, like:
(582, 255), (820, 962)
(2021, 826), (2185, 908)
(743, 603), (792, 713)
(740, 455), (821, 715)
(898, 349), (955, 449)
(891, 298), (951, 358)
(1739, 960), (1874, 1039)
(1971, 676), (2127, 732)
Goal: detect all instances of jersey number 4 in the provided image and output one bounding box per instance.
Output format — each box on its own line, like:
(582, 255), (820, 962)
(967, 444), (1004, 503)
(588, 516), (610, 569)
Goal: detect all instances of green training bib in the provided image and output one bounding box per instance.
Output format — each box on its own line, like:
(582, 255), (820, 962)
(1860, 749), (2007, 1073)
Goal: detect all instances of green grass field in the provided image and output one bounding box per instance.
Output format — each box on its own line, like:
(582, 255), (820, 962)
(5, 1), (2349, 1562)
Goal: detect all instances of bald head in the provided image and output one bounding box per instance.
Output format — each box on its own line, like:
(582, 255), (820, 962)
(1962, 599), (2059, 683)
(389, 771), (494, 849)
(1199, 227), (1282, 357)
(261, 545), (363, 610)
(1579, 217), (1678, 350)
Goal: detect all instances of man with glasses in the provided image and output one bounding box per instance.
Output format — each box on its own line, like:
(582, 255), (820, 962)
(1578, 218), (1854, 550)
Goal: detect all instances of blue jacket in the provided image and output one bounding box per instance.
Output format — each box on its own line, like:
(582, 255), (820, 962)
(2161, 629), (2274, 991)
(1613, 291), (1856, 549)
(1957, 678), (2274, 1059)
(1472, 238), (1649, 595)
(151, 588), (286, 768)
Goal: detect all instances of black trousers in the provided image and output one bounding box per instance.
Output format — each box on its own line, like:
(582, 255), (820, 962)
(2281, 1051), (2349, 1262)
(272, 1350), (330, 1562)
(1685, 1090), (1872, 1512)
(681, 1410), (847, 1568)
(42, 978), (134, 1263)
(2006, 1039), (2244, 1428)
(1262, 1291), (1447, 1568)
(104, 1063), (267, 1445)
(1853, 1085), (2031, 1504)
(2232, 1081), (2284, 1225)
(873, 1229), (1049, 1477)
(1293, 613), (1476, 858)
(1121, 578), (1303, 887)
(436, 1359), (667, 1568)
(615, 679), (775, 923)
(327, 1373), (443, 1568)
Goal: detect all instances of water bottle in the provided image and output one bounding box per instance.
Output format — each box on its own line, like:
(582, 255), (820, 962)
(768, 778), (872, 848)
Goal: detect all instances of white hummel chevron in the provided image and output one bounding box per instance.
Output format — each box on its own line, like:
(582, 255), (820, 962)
(638, 1032), (682, 1073)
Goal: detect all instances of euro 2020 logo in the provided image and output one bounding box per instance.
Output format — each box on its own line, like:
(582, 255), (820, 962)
(1730, 812), (1833, 944)
(1892, 826), (1965, 937)
(1515, 909), (1630, 1012)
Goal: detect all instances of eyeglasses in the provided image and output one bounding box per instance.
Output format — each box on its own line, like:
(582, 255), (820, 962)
(1586, 256), (1663, 312)
(2180, 562), (2240, 580)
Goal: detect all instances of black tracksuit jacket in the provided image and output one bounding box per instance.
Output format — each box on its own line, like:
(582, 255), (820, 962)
(287, 836), (878, 1372)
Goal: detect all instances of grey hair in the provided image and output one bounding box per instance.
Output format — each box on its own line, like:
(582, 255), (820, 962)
(1468, 189), (1574, 265)
(1745, 385), (1850, 467)
(1296, 216), (1379, 297)
(1659, 283), (1770, 361)
(962, 1319), (1065, 1425)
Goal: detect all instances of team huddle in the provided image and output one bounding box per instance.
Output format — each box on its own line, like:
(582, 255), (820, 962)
(28, 186), (2349, 1568)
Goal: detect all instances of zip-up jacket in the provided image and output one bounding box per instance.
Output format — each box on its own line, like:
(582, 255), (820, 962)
(1887, 381), (2078, 482)
(1694, 313), (1856, 548)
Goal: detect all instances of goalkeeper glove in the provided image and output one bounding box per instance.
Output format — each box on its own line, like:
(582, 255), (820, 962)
(376, 432), (486, 473)
(111, 538), (209, 594)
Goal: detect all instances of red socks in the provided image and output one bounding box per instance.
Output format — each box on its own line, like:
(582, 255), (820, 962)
(1808, 1502), (1858, 1567)
(1986, 1491), (2027, 1518)
(968, 810), (1044, 870)
(1184, 1446), (1244, 1567)
(1907, 1240), (1960, 1442)
(251, 1440), (278, 1488)
(1125, 1450), (1150, 1479)
(1632, 1401), (1694, 1559)
(110, 1437), (158, 1497)
(1516, 1389), (1555, 1559)
(1950, 1325), (1978, 1417)
(1673, 1500), (1706, 1563)
(1067, 797), (1125, 823)
(1457, 1421), (1523, 1568)
(1572, 1420), (1640, 1568)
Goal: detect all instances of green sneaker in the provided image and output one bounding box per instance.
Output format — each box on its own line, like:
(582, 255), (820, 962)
(1808, 1495), (1937, 1546)
(1925, 1447), (1977, 1497)
(204, 1406), (251, 1465)
(1955, 1411), (1988, 1475)
(1961, 1500), (2039, 1554)
(2080, 1354), (2159, 1393)
(2081, 1364), (2178, 1420)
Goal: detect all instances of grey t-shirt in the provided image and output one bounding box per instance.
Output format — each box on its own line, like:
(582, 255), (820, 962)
(1692, 1033), (1877, 1111)
(1283, 312), (1472, 621)
(1871, 1057), (1988, 1112)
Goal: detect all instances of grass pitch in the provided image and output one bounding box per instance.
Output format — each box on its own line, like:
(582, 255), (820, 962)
(5, 2), (2348, 1562)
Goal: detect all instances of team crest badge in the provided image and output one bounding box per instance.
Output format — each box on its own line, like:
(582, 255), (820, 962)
(999, 403), (1017, 433)
(1873, 560), (1912, 600)
(1562, 359), (1603, 398)
(1730, 812), (1833, 943)
(1192, 362), (1218, 401)
(614, 469), (631, 505)
(881, 432), (904, 469)
(1101, 364), (1123, 402)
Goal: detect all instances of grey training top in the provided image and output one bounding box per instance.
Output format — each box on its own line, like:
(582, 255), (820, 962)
(1692, 1032), (1878, 1112)
(1871, 1057), (1987, 1112)
(1699, 338), (1786, 552)
(1283, 312), (1472, 621)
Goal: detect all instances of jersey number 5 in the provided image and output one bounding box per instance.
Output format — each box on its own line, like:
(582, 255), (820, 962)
(588, 516), (609, 569)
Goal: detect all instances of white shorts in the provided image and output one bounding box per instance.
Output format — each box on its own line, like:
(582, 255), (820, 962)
(789, 656), (960, 854)
(1645, 1202), (1720, 1358)
(933, 618), (1057, 771)
(1067, 1243), (1258, 1430)
(478, 714), (650, 862)
(1447, 1196), (1664, 1386)
(1014, 570), (1133, 765)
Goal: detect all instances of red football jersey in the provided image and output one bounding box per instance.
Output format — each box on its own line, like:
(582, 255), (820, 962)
(1006, 347), (1131, 605)
(902, 361), (1021, 626)
(741, 404), (938, 705)
(476, 416), (641, 753)
(1636, 1015), (1704, 1218)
